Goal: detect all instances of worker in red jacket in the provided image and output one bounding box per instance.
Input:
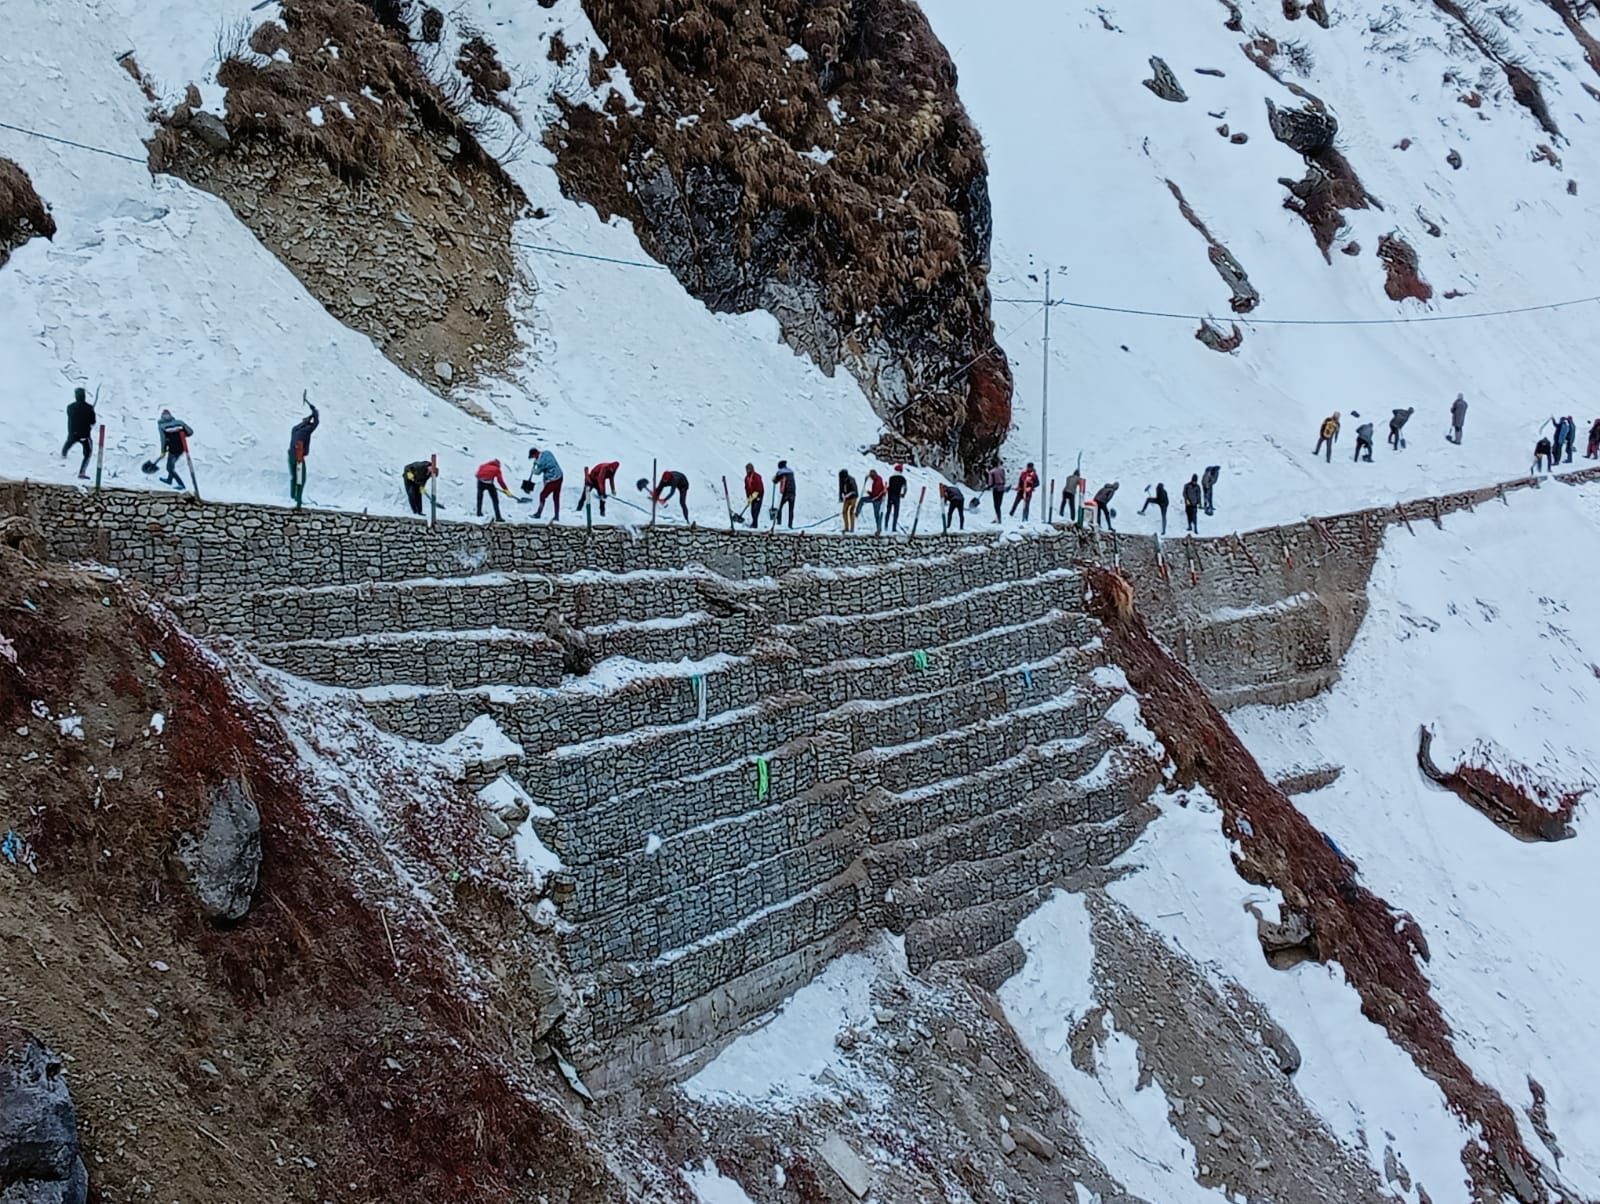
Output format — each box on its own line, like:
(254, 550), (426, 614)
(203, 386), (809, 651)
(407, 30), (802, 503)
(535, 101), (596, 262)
(742, 463), (764, 529)
(862, 468), (887, 535)
(475, 459), (511, 522)
(578, 461), (620, 516)
(1010, 462), (1039, 520)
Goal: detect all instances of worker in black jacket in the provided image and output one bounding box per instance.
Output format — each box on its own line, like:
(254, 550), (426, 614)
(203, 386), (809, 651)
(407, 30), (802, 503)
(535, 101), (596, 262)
(1182, 474), (1202, 533)
(62, 387), (95, 479)
(289, 395), (320, 507)
(886, 464), (908, 532)
(1138, 482), (1169, 534)
(1091, 481), (1119, 531)
(402, 460), (434, 515)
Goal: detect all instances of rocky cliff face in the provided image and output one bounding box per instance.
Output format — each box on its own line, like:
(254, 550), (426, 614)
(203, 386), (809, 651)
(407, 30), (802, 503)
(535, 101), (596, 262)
(148, 0), (527, 404)
(0, 158), (55, 269)
(546, 0), (1012, 478)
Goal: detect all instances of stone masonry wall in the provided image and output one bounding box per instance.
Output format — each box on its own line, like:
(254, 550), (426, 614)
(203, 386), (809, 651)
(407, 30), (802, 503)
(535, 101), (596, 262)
(6, 471), (1595, 1085)
(9, 470), (1594, 703)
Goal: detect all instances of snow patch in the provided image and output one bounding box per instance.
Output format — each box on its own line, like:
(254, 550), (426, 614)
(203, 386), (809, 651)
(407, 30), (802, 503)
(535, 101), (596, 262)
(683, 939), (898, 1108)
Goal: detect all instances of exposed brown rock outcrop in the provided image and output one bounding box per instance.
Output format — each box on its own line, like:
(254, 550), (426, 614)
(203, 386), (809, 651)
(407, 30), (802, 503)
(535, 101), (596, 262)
(1085, 566), (1559, 1204)
(1417, 727), (1579, 841)
(547, 0), (1011, 478)
(1263, 99), (1379, 259)
(1377, 233), (1433, 302)
(1167, 180), (1260, 312)
(149, 0), (527, 399)
(0, 157), (56, 269)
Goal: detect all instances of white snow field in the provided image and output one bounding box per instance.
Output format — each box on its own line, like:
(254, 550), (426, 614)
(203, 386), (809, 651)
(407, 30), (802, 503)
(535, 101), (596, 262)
(7, 0), (1600, 532)
(0, 0), (910, 527)
(918, 0), (1600, 522)
(1229, 482), (1600, 1196)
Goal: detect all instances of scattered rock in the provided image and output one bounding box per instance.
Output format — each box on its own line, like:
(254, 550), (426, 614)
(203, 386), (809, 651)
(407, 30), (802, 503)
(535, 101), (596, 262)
(1196, 320), (1243, 353)
(1195, 67), (1226, 77)
(434, 360), (454, 383)
(481, 810), (512, 840)
(1341, 241), (1361, 256)
(1274, 765), (1343, 794)
(1266, 99), (1337, 155)
(1013, 1123), (1058, 1161)
(943, 1025), (968, 1054)
(174, 778), (261, 924)
(543, 610), (594, 676)
(1230, 132), (1249, 144)
(818, 1132), (871, 1199)
(1254, 905), (1316, 966)
(1143, 57), (1188, 102)
(0, 516), (46, 562)
(188, 111), (232, 151)
(1447, 149), (1462, 170)
(1204, 1113), (1223, 1138)
(1258, 1017), (1303, 1075)
(999, 1132), (1017, 1155)
(0, 1025), (88, 1204)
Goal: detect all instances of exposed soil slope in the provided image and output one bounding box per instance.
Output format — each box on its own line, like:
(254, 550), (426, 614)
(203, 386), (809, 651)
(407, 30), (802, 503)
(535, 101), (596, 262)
(0, 542), (621, 1203)
(150, 0), (527, 402)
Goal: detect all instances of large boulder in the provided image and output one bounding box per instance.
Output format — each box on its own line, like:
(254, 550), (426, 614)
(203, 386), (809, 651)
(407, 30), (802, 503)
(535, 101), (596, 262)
(175, 778), (262, 923)
(1265, 99), (1338, 156)
(0, 1026), (88, 1204)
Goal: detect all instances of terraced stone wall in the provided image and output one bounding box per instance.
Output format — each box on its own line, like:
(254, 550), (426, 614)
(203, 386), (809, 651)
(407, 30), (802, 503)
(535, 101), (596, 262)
(8, 470), (1596, 706)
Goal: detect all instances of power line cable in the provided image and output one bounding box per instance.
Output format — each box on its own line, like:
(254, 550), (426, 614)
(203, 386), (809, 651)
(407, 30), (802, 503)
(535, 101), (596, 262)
(0, 119), (148, 165)
(990, 292), (1600, 326)
(7, 116), (1598, 327)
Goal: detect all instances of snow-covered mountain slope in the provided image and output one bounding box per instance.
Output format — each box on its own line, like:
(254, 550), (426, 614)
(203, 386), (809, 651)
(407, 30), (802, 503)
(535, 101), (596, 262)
(920, 0), (1600, 520)
(1229, 481), (1600, 1197)
(1, 0), (922, 526)
(11, 0), (1600, 531)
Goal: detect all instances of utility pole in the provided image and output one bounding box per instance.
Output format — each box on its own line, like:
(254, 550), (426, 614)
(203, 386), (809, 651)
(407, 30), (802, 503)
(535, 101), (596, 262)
(1040, 268), (1052, 517)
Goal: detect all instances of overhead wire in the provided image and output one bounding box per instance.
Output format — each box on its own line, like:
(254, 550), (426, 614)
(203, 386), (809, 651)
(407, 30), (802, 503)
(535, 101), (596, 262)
(6, 115), (1598, 326)
(989, 291), (1600, 326)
